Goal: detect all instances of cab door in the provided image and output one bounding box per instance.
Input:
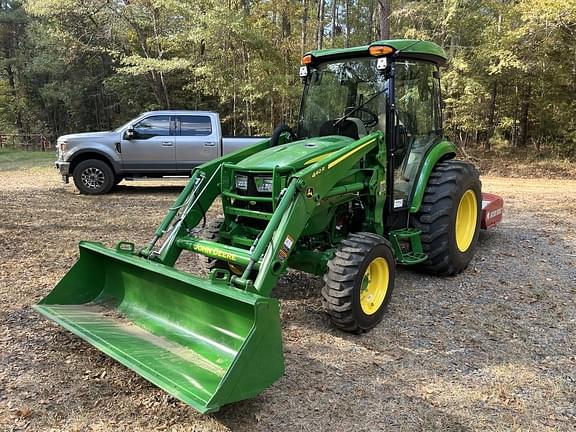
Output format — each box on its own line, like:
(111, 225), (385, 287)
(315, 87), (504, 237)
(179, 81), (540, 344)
(121, 115), (176, 172)
(392, 60), (443, 209)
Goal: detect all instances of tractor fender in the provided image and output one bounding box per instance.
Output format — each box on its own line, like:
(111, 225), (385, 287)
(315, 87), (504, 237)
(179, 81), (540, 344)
(409, 140), (457, 213)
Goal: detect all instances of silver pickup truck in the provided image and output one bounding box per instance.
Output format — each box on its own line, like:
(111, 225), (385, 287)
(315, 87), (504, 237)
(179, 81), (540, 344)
(55, 110), (264, 194)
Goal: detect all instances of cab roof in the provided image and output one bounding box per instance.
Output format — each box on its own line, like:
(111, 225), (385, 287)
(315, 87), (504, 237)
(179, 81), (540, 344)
(305, 39), (447, 65)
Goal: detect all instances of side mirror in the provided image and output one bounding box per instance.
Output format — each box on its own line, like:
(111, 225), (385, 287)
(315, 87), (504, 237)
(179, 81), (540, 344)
(125, 127), (135, 140)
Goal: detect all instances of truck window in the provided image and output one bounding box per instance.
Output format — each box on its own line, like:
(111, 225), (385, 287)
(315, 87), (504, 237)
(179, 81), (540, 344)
(133, 116), (172, 139)
(178, 116), (212, 136)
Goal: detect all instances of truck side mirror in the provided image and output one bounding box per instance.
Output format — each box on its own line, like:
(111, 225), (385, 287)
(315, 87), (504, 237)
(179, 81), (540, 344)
(125, 127), (135, 140)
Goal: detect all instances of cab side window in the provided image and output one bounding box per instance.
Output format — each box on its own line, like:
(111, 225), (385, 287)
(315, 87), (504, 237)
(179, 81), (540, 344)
(392, 60), (443, 208)
(395, 61), (442, 139)
(133, 116), (172, 140)
(178, 116), (213, 136)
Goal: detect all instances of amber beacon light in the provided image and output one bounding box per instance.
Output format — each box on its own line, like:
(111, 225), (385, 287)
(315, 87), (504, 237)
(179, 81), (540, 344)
(369, 45), (395, 56)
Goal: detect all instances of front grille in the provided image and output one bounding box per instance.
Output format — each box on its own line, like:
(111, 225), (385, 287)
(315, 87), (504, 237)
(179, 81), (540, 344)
(235, 172), (273, 197)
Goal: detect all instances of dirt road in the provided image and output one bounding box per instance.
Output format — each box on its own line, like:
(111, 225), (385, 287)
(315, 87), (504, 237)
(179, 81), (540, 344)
(1, 166), (575, 431)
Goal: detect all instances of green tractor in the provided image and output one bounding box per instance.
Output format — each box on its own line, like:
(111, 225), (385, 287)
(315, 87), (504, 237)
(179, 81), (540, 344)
(34, 39), (503, 413)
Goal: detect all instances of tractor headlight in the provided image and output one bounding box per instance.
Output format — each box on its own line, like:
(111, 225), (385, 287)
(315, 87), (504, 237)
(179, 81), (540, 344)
(254, 176), (273, 193)
(235, 174), (248, 190)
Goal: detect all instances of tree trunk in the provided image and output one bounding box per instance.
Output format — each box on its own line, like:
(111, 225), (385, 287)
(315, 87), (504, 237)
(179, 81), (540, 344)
(301, 0), (308, 54)
(449, 34), (456, 59)
(4, 62), (24, 133)
(3, 23), (24, 134)
(316, 0), (325, 50)
(378, 0), (390, 40)
(330, 0), (337, 47)
(485, 80), (498, 151)
(512, 85), (519, 147)
(345, 0), (350, 47)
(159, 72), (170, 109)
(367, 0), (374, 43)
(242, 43), (253, 136)
(282, 10), (291, 38)
(519, 83), (531, 148)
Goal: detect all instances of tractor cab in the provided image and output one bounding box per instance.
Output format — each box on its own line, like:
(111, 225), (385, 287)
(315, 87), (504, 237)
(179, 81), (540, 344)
(297, 40), (448, 215)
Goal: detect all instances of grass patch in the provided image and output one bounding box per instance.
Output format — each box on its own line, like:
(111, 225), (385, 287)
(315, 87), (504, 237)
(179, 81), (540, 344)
(0, 148), (56, 171)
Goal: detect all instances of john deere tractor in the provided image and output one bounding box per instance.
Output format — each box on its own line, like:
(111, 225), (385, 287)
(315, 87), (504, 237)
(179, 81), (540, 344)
(34, 40), (503, 413)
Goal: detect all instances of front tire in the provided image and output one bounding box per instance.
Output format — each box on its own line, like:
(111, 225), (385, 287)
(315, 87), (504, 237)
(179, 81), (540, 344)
(412, 160), (481, 275)
(73, 159), (114, 195)
(203, 218), (245, 276)
(322, 232), (396, 333)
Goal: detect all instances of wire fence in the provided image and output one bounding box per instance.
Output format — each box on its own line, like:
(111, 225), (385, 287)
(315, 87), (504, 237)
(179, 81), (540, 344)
(0, 134), (53, 151)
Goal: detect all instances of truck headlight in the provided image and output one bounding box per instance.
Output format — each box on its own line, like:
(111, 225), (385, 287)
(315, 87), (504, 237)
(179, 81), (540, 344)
(58, 141), (67, 153)
(235, 174), (248, 190)
(254, 176), (273, 193)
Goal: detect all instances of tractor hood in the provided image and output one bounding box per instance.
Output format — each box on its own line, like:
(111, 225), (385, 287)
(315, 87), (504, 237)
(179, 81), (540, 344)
(235, 136), (355, 171)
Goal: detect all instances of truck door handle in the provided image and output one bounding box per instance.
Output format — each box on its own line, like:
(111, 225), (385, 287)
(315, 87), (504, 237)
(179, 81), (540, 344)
(203, 142), (216, 147)
(162, 141), (173, 147)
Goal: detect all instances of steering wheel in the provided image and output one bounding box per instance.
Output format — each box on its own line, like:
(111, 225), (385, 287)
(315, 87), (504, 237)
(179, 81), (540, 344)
(270, 123), (297, 147)
(344, 106), (379, 128)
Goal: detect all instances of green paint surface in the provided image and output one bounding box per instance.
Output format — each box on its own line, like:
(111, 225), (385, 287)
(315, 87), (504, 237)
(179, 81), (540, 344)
(306, 39), (447, 64)
(34, 241), (284, 413)
(409, 140), (456, 213)
(235, 136), (353, 171)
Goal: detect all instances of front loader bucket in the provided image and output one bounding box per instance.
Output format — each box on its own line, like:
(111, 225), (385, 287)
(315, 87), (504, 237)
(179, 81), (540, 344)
(33, 241), (284, 413)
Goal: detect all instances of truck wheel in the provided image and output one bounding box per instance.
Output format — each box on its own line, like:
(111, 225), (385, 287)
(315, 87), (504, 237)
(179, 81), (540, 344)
(322, 232), (396, 333)
(412, 160), (481, 276)
(73, 159), (115, 195)
(203, 218), (245, 276)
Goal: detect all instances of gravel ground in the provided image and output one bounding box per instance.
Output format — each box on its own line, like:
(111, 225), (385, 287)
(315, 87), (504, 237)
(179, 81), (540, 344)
(1, 165), (575, 431)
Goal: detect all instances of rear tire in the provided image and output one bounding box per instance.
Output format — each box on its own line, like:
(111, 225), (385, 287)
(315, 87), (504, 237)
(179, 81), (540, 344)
(73, 159), (114, 195)
(412, 160), (481, 276)
(322, 232), (396, 333)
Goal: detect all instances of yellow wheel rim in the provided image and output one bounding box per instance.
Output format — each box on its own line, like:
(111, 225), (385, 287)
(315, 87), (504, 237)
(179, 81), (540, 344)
(455, 189), (478, 252)
(360, 257), (389, 315)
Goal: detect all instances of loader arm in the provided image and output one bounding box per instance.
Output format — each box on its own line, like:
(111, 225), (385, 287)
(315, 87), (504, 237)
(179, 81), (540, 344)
(252, 132), (383, 296)
(142, 138), (272, 266)
(175, 131), (384, 297)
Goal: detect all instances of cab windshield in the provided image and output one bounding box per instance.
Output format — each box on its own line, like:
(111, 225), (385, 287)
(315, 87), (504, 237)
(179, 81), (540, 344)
(298, 57), (388, 139)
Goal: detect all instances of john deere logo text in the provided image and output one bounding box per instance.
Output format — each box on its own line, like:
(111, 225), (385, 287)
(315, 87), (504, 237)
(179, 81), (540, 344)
(192, 244), (237, 262)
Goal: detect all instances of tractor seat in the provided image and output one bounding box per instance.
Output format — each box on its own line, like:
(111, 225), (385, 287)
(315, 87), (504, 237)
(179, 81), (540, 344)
(319, 119), (361, 140)
(346, 118), (367, 138)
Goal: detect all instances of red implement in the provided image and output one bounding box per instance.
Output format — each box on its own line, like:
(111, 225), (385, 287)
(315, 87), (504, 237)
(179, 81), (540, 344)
(481, 192), (504, 229)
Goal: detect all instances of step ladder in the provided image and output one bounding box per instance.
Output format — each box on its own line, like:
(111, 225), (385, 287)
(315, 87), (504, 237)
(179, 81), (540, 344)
(389, 228), (427, 265)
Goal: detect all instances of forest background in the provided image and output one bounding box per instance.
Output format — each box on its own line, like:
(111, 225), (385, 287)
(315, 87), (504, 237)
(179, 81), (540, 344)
(1, 0), (575, 158)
